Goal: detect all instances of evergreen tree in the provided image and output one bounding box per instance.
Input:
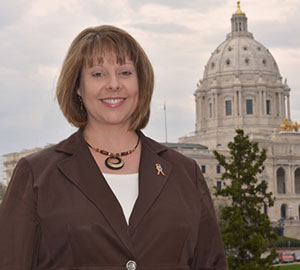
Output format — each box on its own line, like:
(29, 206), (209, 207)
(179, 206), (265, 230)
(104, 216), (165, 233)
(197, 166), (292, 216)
(213, 129), (278, 270)
(0, 182), (6, 202)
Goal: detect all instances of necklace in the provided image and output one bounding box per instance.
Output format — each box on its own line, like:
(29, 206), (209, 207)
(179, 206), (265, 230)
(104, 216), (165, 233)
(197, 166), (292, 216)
(86, 137), (140, 170)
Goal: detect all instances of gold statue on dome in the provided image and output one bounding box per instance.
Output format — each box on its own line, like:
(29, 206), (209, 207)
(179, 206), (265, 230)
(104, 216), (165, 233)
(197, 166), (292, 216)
(292, 121), (299, 132)
(235, 1), (244, 15)
(288, 121), (294, 131)
(280, 116), (300, 132)
(280, 116), (288, 131)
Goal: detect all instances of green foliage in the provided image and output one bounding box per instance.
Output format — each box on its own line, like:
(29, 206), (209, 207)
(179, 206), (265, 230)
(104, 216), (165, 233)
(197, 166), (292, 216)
(213, 129), (278, 270)
(278, 265), (300, 270)
(270, 236), (300, 248)
(0, 182), (7, 201)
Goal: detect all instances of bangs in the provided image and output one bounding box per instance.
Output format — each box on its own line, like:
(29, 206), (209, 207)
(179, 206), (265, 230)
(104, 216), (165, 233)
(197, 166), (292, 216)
(56, 25), (154, 130)
(82, 33), (139, 68)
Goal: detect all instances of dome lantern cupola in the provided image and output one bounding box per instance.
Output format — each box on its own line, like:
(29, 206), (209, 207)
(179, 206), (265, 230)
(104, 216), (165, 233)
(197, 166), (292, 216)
(231, 1), (249, 35)
(234, 1), (244, 15)
(192, 1), (290, 139)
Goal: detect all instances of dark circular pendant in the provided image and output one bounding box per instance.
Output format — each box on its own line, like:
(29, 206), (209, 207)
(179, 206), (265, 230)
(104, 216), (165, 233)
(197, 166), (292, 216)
(105, 156), (124, 170)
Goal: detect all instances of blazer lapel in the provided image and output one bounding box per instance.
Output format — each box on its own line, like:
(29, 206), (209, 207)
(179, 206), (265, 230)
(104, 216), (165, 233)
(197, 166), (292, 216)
(55, 131), (136, 257)
(129, 132), (173, 235)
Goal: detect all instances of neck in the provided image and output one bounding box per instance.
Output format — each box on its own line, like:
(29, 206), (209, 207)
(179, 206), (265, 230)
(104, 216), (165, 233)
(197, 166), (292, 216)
(83, 123), (139, 152)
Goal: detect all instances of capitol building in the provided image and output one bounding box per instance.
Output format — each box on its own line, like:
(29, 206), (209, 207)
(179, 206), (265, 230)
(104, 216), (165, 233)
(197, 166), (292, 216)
(178, 1), (300, 234)
(2, 2), (300, 237)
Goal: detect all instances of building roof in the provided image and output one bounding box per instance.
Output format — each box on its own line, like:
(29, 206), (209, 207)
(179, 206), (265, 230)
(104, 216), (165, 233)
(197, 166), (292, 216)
(163, 142), (208, 150)
(234, 1), (244, 15)
(202, 1), (281, 82)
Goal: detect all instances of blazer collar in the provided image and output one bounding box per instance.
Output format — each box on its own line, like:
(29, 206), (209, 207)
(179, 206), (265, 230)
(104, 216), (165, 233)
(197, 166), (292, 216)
(129, 130), (172, 234)
(55, 129), (169, 155)
(55, 129), (173, 253)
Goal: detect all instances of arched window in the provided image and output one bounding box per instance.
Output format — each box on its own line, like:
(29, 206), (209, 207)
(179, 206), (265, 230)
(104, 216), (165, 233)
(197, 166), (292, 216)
(209, 103), (213, 118)
(295, 168), (300, 194)
(225, 100), (232, 116)
(246, 99), (253, 115)
(277, 167), (286, 194)
(266, 100), (271, 115)
(281, 204), (287, 219)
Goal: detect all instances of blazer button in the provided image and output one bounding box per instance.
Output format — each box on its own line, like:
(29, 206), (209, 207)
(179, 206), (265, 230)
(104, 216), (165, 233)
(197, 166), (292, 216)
(126, 260), (137, 270)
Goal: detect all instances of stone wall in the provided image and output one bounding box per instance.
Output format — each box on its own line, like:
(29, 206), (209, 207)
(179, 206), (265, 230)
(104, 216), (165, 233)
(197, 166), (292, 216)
(284, 220), (300, 240)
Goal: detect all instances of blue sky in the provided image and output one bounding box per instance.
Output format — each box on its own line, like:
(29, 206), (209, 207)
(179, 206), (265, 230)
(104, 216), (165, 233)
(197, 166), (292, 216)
(0, 0), (300, 156)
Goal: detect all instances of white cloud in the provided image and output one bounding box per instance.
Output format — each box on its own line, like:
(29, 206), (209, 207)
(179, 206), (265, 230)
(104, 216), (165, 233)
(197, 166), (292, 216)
(0, 0), (299, 155)
(245, 0), (300, 23)
(271, 48), (300, 120)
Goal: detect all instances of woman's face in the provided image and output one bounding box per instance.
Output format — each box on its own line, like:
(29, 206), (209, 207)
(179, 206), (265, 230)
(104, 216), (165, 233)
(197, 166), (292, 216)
(77, 52), (139, 130)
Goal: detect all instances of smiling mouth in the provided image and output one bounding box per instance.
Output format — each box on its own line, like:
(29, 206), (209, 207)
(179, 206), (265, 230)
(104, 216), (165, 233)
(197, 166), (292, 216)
(101, 98), (125, 104)
(101, 98), (126, 108)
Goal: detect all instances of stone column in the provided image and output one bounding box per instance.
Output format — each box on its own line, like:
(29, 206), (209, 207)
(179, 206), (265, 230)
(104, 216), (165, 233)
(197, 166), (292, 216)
(283, 95), (286, 118)
(278, 92), (282, 117)
(276, 93), (279, 117)
(202, 96), (206, 120)
(288, 205), (293, 219)
(195, 93), (201, 130)
(262, 90), (266, 116)
(287, 94), (291, 120)
(213, 93), (216, 118)
(236, 91), (239, 116)
(258, 90), (262, 116)
(273, 164), (278, 194)
(239, 90), (243, 116)
(288, 165), (293, 194)
(215, 93), (219, 119)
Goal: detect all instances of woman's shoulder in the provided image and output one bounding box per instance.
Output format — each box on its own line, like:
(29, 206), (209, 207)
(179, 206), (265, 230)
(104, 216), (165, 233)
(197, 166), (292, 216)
(141, 132), (197, 168)
(23, 130), (81, 167)
(141, 133), (206, 192)
(24, 144), (59, 164)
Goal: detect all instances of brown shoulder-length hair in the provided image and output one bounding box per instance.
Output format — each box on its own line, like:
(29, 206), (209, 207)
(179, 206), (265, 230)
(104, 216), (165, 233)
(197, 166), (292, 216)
(56, 25), (154, 130)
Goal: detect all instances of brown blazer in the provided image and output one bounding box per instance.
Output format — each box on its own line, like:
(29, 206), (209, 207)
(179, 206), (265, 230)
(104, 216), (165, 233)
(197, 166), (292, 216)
(0, 130), (227, 270)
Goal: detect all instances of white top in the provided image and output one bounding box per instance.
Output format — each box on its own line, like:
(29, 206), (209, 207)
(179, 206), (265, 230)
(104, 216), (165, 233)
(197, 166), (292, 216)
(103, 173), (139, 224)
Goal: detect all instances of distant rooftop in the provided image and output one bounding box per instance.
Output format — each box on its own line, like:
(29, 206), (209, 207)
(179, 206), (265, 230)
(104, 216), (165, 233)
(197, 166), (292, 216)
(163, 142), (208, 150)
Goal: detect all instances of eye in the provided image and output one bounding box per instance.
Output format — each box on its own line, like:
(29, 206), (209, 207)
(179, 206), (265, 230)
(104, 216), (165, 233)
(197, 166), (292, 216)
(120, 70), (132, 76)
(92, 72), (105, 77)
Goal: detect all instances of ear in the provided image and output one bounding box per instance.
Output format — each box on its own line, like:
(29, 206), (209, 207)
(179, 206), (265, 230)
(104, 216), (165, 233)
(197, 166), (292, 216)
(77, 88), (81, 96)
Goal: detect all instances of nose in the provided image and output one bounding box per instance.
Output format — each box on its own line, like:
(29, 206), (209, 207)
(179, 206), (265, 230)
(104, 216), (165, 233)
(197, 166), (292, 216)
(106, 74), (120, 91)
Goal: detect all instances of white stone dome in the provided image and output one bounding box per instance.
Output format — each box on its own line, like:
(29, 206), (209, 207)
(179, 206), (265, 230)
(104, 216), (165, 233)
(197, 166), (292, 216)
(193, 2), (291, 140)
(201, 3), (282, 85)
(204, 35), (280, 79)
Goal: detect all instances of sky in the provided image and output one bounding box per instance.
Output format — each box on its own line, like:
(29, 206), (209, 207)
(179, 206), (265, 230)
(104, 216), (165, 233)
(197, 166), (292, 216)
(0, 0), (300, 157)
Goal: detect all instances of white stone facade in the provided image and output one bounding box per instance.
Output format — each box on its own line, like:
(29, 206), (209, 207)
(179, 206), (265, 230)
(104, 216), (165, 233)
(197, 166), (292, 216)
(180, 3), (300, 225)
(3, 147), (50, 185)
(1, 2), (299, 238)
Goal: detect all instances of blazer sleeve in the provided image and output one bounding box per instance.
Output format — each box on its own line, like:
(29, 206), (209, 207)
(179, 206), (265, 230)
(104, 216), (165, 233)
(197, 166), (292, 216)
(0, 158), (40, 270)
(191, 161), (228, 270)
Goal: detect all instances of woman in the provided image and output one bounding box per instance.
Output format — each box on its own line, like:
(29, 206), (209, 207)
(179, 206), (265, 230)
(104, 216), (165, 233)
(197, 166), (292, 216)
(0, 25), (227, 270)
